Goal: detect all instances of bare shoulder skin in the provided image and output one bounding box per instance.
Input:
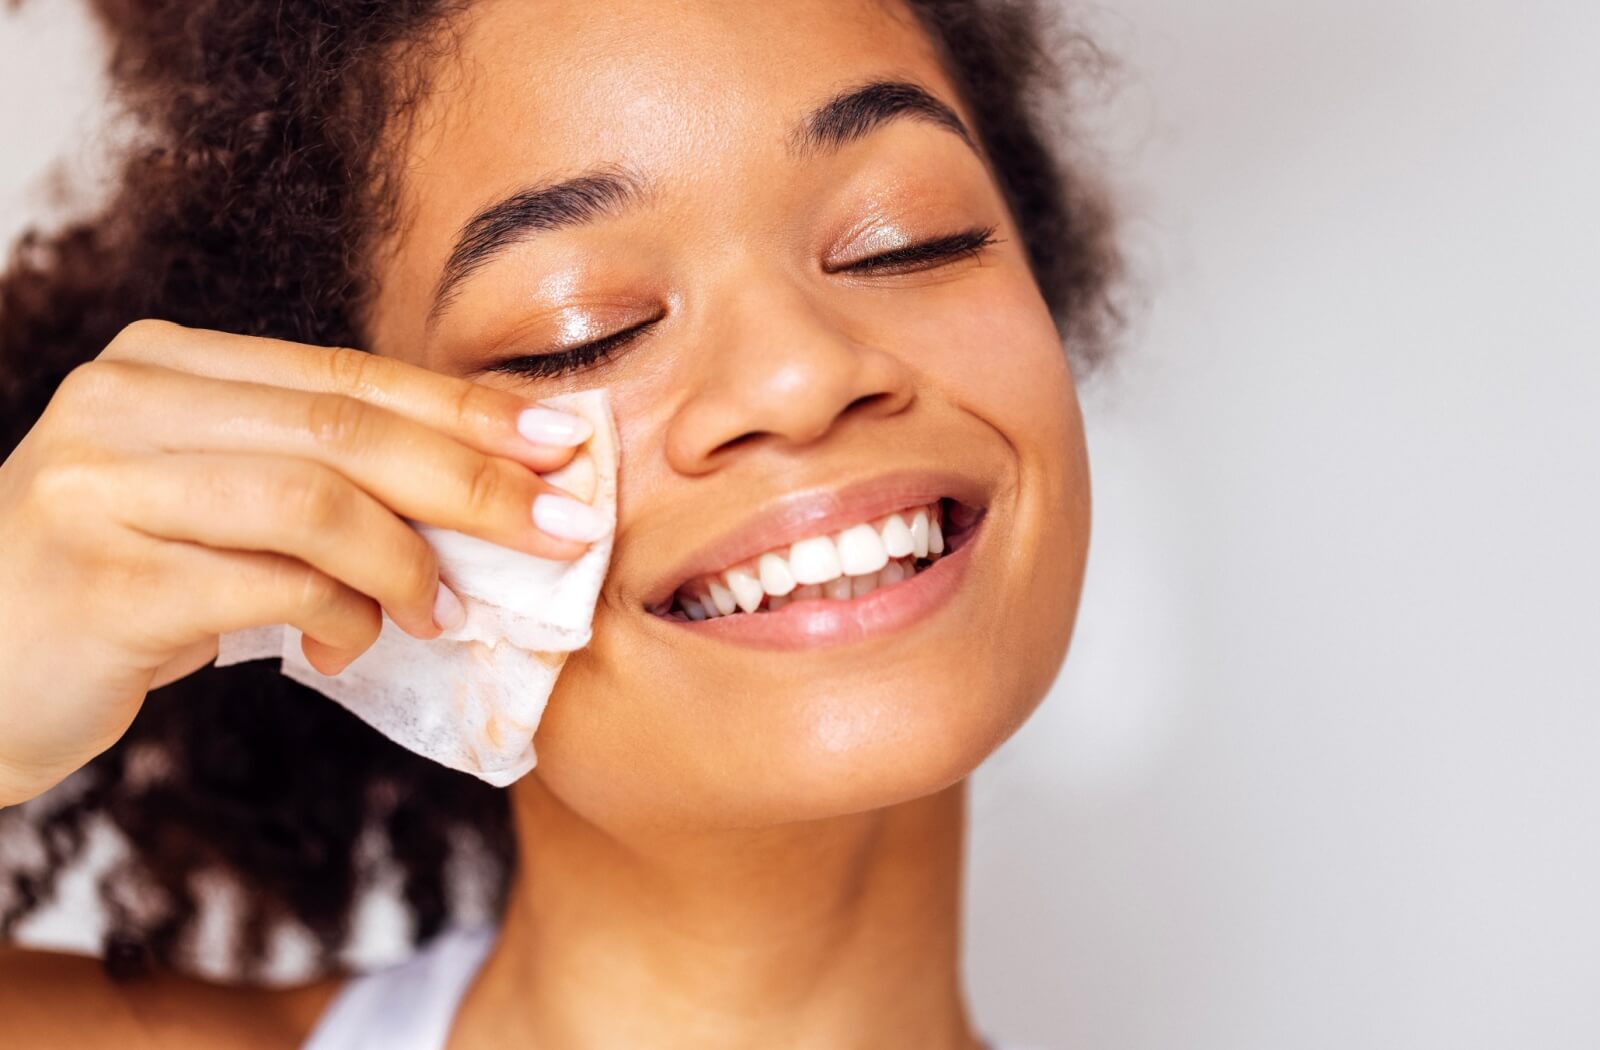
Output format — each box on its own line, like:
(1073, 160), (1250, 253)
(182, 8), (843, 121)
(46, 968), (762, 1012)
(0, 944), (342, 1048)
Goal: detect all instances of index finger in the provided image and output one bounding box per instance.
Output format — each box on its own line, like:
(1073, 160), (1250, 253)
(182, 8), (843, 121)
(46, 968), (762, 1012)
(101, 320), (586, 473)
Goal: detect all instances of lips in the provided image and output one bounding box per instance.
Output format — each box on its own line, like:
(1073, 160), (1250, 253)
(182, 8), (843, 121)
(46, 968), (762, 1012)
(641, 469), (992, 614)
(660, 504), (988, 649)
(668, 499), (993, 619)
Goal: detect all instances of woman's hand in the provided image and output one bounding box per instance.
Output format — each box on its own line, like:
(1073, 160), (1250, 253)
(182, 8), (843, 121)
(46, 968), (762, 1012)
(0, 319), (606, 807)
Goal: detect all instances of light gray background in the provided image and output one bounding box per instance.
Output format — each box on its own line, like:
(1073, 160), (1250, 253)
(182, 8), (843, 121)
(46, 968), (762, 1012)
(3, 2), (1597, 1047)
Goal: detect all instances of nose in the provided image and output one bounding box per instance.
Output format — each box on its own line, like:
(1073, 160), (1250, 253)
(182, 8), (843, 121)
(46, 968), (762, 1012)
(664, 278), (915, 475)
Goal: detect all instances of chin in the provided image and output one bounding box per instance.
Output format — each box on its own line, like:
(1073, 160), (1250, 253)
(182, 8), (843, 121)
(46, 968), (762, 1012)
(529, 430), (1089, 834)
(535, 626), (1059, 834)
(770, 690), (1034, 823)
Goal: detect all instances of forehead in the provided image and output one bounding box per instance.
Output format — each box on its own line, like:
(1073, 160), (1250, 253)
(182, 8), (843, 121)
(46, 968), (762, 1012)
(415, 0), (952, 174)
(371, 0), (972, 341)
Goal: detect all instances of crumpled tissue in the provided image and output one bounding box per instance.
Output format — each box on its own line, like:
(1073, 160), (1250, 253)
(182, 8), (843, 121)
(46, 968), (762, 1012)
(213, 387), (617, 787)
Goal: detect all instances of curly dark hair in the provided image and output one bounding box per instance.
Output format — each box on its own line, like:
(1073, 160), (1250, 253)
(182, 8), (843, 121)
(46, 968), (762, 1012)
(0, 0), (1118, 983)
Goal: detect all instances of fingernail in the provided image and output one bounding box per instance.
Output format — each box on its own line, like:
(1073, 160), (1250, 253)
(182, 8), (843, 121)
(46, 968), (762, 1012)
(533, 493), (611, 542)
(433, 582), (467, 632)
(517, 406), (593, 447)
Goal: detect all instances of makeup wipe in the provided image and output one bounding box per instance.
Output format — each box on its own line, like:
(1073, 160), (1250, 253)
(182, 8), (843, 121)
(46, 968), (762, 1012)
(214, 387), (618, 787)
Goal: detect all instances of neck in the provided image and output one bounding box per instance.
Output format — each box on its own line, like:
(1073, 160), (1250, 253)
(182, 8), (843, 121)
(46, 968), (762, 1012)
(453, 776), (981, 1050)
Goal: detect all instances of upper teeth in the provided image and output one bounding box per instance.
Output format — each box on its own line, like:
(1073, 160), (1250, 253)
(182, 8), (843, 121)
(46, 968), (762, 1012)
(672, 502), (947, 618)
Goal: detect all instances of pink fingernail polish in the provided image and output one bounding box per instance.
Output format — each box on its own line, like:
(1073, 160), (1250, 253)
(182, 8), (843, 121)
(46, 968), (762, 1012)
(517, 406), (592, 447)
(433, 582), (467, 631)
(533, 493), (611, 542)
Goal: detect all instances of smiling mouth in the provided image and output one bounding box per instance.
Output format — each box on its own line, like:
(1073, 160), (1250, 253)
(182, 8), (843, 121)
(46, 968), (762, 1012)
(647, 497), (987, 621)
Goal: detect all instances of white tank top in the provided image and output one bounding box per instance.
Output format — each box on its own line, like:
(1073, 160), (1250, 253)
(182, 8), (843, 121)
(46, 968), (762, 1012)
(299, 925), (1045, 1050)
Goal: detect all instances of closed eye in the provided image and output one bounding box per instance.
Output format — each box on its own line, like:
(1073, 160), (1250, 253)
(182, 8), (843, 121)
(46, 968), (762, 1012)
(831, 224), (1004, 275)
(484, 315), (659, 380)
(485, 225), (1004, 380)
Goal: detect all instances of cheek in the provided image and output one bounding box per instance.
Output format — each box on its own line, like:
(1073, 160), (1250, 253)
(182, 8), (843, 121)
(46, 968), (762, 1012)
(915, 274), (1082, 456)
(521, 272), (1090, 832)
(905, 274), (1092, 711)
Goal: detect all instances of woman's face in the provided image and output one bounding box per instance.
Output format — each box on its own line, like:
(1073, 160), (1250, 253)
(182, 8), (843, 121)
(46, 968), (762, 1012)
(366, 0), (1090, 833)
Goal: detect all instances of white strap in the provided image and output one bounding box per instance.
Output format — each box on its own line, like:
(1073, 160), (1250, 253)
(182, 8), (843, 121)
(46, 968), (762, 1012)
(300, 926), (496, 1050)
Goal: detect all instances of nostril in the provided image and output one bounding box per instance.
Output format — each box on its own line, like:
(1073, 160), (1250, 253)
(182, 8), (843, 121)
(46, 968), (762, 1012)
(713, 431), (766, 456)
(844, 392), (892, 414)
(696, 390), (905, 462)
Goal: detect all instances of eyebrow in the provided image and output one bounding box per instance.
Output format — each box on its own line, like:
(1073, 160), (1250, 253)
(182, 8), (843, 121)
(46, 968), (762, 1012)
(426, 78), (980, 325)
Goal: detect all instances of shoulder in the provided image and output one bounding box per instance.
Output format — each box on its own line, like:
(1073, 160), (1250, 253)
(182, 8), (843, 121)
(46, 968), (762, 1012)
(0, 944), (343, 1049)
(0, 945), (149, 1045)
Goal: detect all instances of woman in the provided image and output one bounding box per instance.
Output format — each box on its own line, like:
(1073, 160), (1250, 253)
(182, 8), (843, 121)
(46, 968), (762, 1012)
(0, 0), (1117, 1045)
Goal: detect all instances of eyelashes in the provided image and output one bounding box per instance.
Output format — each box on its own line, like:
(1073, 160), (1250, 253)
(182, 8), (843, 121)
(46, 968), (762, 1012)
(488, 315), (659, 380)
(486, 224), (1005, 381)
(832, 224), (1002, 275)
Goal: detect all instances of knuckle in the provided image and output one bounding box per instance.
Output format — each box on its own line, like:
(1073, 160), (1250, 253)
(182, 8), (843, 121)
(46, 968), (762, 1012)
(101, 318), (178, 361)
(54, 359), (135, 410)
(448, 379), (499, 430)
(192, 457), (241, 510)
(281, 561), (342, 615)
(28, 457), (110, 520)
(303, 392), (375, 449)
(272, 467), (345, 531)
(53, 363), (100, 406)
(461, 455), (511, 519)
(392, 534), (441, 607)
(321, 345), (382, 399)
